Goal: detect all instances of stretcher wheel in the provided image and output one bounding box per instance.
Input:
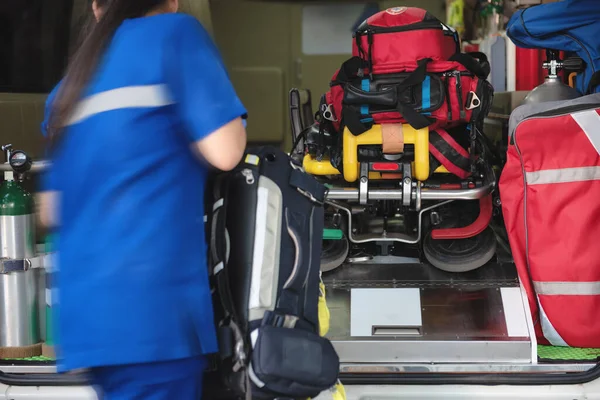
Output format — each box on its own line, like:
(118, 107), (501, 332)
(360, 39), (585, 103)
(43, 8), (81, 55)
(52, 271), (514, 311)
(423, 227), (496, 273)
(321, 237), (349, 272)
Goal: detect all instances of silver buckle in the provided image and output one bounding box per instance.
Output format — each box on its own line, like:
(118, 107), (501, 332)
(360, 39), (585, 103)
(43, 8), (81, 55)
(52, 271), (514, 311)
(321, 103), (338, 122)
(297, 187), (325, 206)
(289, 160), (305, 172)
(290, 160), (326, 205)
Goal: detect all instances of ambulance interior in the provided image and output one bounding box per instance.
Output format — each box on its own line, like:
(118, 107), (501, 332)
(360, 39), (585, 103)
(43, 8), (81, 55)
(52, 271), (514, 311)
(0, 0), (599, 396)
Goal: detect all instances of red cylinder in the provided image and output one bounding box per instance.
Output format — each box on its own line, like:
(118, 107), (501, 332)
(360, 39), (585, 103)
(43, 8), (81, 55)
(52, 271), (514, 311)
(515, 48), (567, 91)
(515, 47), (545, 91)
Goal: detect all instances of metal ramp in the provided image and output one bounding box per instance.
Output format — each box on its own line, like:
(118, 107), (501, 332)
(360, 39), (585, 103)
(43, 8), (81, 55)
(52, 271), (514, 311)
(322, 261), (535, 364)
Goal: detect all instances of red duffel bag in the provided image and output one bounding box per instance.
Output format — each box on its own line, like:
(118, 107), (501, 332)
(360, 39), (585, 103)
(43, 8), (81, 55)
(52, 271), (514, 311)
(322, 7), (494, 135)
(500, 93), (600, 347)
(353, 6), (460, 71)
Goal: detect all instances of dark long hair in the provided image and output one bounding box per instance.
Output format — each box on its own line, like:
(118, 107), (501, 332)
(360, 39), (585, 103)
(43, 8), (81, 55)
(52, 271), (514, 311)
(48, 0), (166, 147)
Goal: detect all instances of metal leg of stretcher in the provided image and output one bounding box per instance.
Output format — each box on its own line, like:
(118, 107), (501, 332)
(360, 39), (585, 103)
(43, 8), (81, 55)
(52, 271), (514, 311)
(322, 262), (534, 365)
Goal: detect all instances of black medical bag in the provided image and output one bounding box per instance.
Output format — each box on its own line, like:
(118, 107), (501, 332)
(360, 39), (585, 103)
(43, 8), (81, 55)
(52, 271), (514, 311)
(205, 146), (340, 399)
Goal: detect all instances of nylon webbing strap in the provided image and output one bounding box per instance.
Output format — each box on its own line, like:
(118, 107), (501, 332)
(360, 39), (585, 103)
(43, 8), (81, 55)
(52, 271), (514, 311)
(341, 58), (434, 134)
(215, 242), (237, 324)
(276, 210), (304, 317)
(334, 56), (365, 84)
(394, 58), (435, 130)
(429, 154), (442, 176)
(343, 106), (370, 136)
(289, 169), (326, 204)
(0, 259), (31, 274)
(429, 129), (471, 178)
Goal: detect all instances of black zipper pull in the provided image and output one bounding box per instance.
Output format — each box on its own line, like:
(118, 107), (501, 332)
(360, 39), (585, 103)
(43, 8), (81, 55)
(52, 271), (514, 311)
(454, 71), (466, 120)
(444, 73), (453, 121)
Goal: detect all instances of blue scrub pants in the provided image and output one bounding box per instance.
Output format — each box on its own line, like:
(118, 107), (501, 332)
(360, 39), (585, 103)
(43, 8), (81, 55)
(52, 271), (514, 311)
(90, 356), (208, 400)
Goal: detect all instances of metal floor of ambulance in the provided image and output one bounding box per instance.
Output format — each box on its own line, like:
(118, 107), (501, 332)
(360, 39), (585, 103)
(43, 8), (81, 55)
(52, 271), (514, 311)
(321, 257), (596, 373)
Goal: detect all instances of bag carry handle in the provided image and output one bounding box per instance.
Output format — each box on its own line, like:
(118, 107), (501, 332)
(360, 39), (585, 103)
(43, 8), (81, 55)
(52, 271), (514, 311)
(344, 85), (398, 107)
(209, 174), (239, 325)
(333, 56), (366, 84)
(449, 52), (490, 79)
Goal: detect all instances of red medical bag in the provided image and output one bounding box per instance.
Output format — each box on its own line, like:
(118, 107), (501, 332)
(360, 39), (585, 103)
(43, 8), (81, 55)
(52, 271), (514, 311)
(323, 7), (493, 135)
(500, 94), (600, 347)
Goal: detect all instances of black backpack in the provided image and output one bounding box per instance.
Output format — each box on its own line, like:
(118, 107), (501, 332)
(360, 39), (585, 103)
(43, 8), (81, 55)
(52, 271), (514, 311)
(206, 146), (340, 399)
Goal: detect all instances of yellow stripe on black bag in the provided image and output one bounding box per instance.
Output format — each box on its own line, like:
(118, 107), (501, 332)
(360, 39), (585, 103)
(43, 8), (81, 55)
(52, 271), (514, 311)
(318, 276), (330, 337)
(310, 272), (346, 400)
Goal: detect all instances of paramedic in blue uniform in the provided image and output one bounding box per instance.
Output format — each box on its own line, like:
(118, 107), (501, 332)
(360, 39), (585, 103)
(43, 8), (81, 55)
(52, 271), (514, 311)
(37, 0), (247, 398)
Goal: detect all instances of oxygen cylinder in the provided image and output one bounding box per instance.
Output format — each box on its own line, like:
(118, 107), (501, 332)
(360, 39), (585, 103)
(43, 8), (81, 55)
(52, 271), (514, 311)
(522, 50), (583, 105)
(0, 145), (39, 347)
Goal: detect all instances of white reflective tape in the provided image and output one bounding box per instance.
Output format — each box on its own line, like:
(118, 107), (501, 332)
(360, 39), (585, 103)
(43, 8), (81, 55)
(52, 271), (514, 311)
(213, 198), (224, 211)
(526, 166), (600, 185)
(538, 298), (568, 347)
(225, 228), (231, 264)
(533, 281), (600, 296)
(248, 364), (266, 388)
(67, 84), (174, 126)
(213, 261), (224, 275)
(250, 329), (259, 348)
(572, 109), (600, 156)
(249, 187), (269, 310)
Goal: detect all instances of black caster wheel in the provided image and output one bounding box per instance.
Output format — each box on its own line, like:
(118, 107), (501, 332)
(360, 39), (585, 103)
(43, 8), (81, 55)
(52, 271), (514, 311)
(321, 237), (349, 272)
(423, 227), (496, 273)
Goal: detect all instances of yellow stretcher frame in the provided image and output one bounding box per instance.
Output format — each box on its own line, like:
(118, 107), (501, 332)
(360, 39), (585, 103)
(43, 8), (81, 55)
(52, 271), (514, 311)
(343, 124), (429, 182)
(302, 124), (449, 182)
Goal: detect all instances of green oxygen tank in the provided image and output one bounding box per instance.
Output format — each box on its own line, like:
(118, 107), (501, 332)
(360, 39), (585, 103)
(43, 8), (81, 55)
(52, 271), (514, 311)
(44, 233), (55, 350)
(0, 144), (39, 347)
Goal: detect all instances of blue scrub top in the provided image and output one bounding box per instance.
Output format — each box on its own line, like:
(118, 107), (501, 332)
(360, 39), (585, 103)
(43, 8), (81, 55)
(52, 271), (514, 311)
(41, 13), (246, 372)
